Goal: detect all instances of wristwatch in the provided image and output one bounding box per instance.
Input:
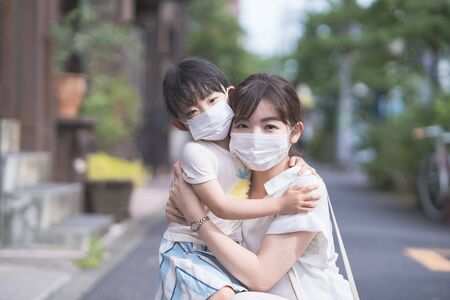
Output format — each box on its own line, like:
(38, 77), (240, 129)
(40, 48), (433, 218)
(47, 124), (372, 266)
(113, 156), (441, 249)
(190, 215), (210, 232)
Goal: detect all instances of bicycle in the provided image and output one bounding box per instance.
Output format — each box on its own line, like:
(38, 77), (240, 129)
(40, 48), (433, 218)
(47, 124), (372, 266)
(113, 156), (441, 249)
(412, 125), (450, 222)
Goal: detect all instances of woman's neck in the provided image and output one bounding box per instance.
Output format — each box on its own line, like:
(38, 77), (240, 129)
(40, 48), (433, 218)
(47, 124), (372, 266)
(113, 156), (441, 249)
(249, 156), (290, 198)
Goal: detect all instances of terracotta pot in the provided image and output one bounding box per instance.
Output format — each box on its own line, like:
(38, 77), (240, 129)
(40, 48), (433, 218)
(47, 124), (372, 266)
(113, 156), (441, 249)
(56, 73), (87, 118)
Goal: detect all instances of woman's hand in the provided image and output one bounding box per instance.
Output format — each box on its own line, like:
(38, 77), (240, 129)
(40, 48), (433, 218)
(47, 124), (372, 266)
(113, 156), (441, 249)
(278, 184), (320, 214)
(169, 162), (208, 224)
(165, 196), (188, 225)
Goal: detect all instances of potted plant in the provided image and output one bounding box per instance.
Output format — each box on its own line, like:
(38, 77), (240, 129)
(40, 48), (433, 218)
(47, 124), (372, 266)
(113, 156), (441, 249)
(52, 0), (140, 118)
(52, 3), (89, 118)
(84, 152), (149, 222)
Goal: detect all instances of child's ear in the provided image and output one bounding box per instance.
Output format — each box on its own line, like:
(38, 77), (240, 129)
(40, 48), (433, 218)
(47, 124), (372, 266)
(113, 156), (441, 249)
(171, 118), (189, 131)
(291, 122), (304, 144)
(227, 86), (236, 105)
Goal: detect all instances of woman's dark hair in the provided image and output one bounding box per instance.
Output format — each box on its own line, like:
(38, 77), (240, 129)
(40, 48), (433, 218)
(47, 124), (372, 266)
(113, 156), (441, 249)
(231, 73), (302, 126)
(163, 57), (231, 118)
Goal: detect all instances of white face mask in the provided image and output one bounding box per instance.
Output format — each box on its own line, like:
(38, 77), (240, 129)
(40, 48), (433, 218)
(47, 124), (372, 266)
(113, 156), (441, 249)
(230, 127), (295, 171)
(184, 89), (235, 141)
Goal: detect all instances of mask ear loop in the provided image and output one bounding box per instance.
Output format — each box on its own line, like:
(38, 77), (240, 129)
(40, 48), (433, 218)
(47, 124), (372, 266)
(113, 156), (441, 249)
(289, 122), (300, 136)
(287, 122), (301, 151)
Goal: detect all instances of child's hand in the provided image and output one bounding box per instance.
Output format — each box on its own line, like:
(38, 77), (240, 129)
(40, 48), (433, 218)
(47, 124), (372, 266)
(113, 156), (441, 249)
(289, 157), (324, 181)
(278, 184), (320, 214)
(288, 156), (317, 176)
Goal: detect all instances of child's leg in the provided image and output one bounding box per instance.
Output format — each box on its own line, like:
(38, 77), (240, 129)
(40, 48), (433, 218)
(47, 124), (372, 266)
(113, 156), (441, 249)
(208, 286), (236, 300)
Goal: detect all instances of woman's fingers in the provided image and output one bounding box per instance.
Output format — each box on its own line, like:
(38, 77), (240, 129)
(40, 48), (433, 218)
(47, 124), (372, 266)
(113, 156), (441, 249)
(166, 206), (188, 224)
(173, 161), (183, 178)
(166, 198), (186, 219)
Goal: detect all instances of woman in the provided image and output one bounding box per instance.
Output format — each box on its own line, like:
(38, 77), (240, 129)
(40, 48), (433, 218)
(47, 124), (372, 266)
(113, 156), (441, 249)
(169, 73), (353, 299)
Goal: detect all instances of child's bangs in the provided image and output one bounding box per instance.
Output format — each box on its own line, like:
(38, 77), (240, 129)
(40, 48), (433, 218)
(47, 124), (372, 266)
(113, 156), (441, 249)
(174, 80), (223, 113)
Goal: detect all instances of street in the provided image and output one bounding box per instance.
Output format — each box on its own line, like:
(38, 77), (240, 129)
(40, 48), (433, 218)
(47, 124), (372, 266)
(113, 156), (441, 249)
(82, 164), (450, 300)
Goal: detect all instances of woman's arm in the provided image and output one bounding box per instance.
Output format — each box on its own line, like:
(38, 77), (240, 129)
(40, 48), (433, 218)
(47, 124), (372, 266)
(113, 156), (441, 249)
(170, 170), (317, 291)
(197, 221), (316, 291)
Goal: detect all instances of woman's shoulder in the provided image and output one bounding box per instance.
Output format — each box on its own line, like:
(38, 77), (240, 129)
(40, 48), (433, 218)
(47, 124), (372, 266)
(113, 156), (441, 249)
(293, 171), (326, 189)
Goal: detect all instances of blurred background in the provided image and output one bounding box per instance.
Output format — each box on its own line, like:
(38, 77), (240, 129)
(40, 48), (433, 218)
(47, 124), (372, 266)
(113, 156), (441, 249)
(0, 0), (449, 299)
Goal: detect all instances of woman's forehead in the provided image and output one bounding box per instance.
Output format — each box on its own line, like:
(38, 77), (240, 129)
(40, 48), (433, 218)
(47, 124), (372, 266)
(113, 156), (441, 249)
(247, 99), (282, 122)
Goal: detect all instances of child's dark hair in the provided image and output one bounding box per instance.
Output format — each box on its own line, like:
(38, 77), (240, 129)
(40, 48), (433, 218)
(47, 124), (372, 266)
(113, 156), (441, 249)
(231, 73), (302, 126)
(162, 57), (231, 118)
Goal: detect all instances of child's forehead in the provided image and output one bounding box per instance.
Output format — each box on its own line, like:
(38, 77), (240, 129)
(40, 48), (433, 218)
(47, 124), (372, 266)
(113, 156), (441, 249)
(182, 90), (225, 106)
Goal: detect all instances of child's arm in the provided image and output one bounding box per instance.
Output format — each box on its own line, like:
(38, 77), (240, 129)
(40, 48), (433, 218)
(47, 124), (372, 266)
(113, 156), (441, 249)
(179, 143), (319, 220)
(189, 174), (319, 220)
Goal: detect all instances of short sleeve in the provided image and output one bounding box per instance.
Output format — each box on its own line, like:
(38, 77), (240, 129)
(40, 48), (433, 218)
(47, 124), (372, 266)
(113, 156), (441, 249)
(180, 142), (218, 184)
(266, 177), (331, 266)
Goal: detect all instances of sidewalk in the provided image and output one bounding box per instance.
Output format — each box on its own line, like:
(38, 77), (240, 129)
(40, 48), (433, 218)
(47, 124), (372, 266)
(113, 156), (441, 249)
(0, 174), (171, 300)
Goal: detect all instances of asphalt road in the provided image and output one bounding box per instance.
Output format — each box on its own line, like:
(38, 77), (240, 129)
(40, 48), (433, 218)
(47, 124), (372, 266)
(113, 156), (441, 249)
(83, 165), (450, 300)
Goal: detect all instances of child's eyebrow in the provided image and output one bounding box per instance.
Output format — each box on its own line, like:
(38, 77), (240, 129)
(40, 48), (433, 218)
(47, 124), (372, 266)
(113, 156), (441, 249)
(204, 92), (221, 100)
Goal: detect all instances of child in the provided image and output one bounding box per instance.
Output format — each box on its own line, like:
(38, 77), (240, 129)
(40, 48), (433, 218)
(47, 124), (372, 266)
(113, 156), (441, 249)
(155, 58), (319, 300)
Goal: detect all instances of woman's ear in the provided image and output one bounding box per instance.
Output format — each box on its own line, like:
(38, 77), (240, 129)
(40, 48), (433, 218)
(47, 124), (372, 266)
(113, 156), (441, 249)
(290, 122), (304, 144)
(171, 118), (189, 131)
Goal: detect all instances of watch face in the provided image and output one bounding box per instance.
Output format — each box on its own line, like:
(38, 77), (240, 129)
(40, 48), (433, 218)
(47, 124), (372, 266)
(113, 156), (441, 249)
(191, 223), (199, 232)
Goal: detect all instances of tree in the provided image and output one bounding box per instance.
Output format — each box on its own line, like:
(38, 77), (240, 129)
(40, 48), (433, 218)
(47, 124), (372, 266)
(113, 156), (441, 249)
(294, 0), (364, 165)
(186, 0), (271, 84)
(294, 0), (450, 189)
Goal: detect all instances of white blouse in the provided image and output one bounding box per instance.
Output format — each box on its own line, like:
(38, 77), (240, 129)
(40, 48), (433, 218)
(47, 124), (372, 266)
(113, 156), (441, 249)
(241, 167), (353, 300)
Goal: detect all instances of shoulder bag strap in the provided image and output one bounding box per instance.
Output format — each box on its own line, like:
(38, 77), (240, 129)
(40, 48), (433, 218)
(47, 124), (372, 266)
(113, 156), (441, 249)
(328, 196), (360, 300)
(287, 268), (301, 300)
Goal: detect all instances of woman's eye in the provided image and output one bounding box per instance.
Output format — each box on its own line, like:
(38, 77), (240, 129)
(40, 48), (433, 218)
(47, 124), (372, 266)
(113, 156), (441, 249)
(265, 124), (279, 130)
(209, 97), (217, 104)
(235, 123), (248, 129)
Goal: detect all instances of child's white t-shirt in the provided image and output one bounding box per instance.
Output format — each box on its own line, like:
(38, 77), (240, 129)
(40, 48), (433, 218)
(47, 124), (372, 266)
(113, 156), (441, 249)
(164, 140), (251, 244)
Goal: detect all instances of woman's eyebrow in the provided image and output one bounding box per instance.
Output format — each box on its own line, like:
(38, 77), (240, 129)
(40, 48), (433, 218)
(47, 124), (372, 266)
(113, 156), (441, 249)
(261, 116), (281, 122)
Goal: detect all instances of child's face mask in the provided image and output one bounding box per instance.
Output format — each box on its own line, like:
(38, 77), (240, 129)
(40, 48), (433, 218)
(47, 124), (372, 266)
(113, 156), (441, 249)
(229, 126), (296, 171)
(184, 88), (234, 141)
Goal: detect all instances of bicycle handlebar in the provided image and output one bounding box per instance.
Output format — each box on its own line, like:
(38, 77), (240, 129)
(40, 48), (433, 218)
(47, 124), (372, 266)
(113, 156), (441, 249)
(411, 125), (444, 140)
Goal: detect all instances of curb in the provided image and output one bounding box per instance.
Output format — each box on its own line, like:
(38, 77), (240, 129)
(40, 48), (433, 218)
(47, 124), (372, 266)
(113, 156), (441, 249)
(46, 214), (163, 300)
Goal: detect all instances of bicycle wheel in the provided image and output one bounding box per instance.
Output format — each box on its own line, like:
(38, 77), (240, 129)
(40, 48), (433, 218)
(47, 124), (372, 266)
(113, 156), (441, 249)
(417, 153), (449, 221)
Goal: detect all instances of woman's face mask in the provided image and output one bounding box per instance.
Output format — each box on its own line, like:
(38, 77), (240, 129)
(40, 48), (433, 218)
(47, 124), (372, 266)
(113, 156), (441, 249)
(230, 126), (296, 171)
(184, 88), (234, 141)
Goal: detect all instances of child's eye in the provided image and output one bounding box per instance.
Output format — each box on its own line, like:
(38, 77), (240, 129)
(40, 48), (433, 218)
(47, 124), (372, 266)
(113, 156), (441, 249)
(186, 109), (198, 117)
(209, 97), (218, 104)
(235, 123), (248, 129)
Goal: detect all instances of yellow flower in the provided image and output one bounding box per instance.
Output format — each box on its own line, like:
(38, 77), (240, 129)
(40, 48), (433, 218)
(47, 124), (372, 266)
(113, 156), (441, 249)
(87, 152), (149, 187)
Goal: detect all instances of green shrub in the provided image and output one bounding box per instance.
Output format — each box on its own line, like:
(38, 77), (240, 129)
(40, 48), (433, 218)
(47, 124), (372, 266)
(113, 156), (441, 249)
(81, 76), (140, 151)
(75, 238), (104, 269)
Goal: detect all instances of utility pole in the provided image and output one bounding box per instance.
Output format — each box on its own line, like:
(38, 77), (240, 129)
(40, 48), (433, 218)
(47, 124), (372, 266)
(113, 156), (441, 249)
(336, 52), (354, 167)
